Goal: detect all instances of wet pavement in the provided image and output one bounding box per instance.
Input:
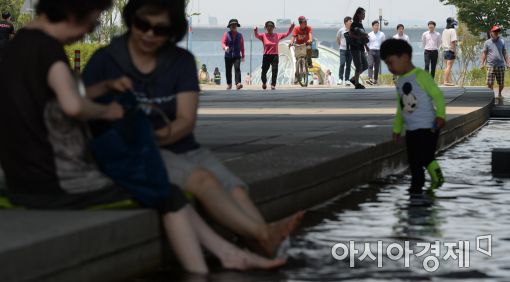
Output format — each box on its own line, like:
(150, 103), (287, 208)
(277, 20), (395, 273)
(137, 118), (510, 281)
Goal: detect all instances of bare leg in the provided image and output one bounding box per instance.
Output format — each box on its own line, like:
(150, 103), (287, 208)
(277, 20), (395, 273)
(231, 187), (305, 257)
(185, 169), (266, 240)
(162, 206), (208, 274)
(230, 187), (265, 224)
(444, 60), (454, 84)
(187, 170), (304, 256)
(187, 207), (286, 270)
(499, 84), (504, 97)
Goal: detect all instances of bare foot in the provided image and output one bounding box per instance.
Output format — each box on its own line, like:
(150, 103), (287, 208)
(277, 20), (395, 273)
(258, 211), (305, 257)
(220, 248), (287, 271)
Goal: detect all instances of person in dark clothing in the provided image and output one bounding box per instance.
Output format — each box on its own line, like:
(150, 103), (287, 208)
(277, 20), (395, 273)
(349, 7), (369, 89)
(83, 0), (289, 273)
(0, 12), (15, 60)
(221, 19), (245, 90)
(213, 67), (221, 85)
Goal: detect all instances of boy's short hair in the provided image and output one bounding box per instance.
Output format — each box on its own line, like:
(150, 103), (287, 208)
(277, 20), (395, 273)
(36, 0), (112, 23)
(372, 20), (379, 26)
(428, 21), (436, 27)
(344, 16), (352, 24)
(123, 0), (187, 43)
(397, 24), (405, 30)
(380, 39), (413, 60)
(1, 12), (10, 19)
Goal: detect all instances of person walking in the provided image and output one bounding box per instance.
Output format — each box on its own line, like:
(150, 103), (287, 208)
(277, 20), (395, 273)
(481, 26), (510, 98)
(349, 7), (369, 89)
(422, 21), (441, 79)
(367, 20), (385, 85)
(393, 24), (410, 42)
(0, 11), (15, 60)
(222, 19), (245, 90)
(254, 21), (294, 90)
(442, 17), (458, 86)
(337, 16), (352, 86)
(381, 39), (446, 193)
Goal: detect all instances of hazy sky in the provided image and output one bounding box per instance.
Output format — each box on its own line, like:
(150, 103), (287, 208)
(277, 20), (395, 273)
(188, 0), (457, 27)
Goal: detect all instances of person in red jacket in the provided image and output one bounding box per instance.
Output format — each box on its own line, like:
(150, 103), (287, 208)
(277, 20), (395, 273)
(254, 21), (294, 90)
(221, 19), (245, 90)
(289, 16), (313, 67)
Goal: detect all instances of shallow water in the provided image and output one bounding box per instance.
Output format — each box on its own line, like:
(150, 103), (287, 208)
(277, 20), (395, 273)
(137, 119), (510, 282)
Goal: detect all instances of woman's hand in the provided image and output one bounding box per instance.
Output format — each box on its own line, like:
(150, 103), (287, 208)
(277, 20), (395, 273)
(155, 125), (171, 140)
(102, 102), (124, 120)
(108, 76), (133, 93)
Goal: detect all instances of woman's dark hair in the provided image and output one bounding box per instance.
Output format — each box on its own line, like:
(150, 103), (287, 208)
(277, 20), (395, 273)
(123, 0), (187, 43)
(380, 39), (413, 60)
(397, 24), (405, 30)
(353, 7), (365, 23)
(36, 0), (112, 23)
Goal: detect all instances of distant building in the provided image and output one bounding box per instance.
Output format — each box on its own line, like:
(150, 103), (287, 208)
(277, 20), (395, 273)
(209, 17), (218, 26)
(277, 19), (291, 26)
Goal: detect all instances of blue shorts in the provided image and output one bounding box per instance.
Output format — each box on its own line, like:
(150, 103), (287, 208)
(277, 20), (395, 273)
(444, 50), (456, 60)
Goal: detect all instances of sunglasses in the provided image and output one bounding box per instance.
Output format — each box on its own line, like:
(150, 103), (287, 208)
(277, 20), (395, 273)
(133, 16), (171, 37)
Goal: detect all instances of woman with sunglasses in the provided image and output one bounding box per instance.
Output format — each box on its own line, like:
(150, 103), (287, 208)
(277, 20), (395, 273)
(254, 21), (294, 90)
(83, 0), (292, 273)
(222, 19), (245, 90)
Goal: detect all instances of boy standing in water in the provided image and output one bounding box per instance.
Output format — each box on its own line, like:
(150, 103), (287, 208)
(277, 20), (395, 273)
(380, 39), (446, 193)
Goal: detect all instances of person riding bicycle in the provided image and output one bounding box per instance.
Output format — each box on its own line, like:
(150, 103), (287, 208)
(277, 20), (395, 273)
(290, 16), (313, 68)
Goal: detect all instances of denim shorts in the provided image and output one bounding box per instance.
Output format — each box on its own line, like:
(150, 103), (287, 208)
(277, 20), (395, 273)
(444, 50), (456, 60)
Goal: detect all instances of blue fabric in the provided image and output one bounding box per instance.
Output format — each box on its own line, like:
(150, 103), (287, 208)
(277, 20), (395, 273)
(224, 31), (243, 58)
(89, 93), (176, 211)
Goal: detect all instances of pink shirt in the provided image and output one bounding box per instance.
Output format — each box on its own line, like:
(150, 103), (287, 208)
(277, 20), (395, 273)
(254, 26), (293, 55)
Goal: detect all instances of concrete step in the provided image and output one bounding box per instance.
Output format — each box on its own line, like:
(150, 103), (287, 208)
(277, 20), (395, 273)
(491, 105), (510, 118)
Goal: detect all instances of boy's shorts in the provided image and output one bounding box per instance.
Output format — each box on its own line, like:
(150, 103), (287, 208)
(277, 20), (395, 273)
(444, 50), (456, 60)
(161, 148), (248, 192)
(487, 66), (505, 86)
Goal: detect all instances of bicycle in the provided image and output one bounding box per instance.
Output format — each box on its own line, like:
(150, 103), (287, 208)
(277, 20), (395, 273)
(292, 43), (310, 87)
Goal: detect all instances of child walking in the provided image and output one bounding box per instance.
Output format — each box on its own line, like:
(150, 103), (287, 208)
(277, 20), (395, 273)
(254, 21), (294, 90)
(380, 39), (446, 193)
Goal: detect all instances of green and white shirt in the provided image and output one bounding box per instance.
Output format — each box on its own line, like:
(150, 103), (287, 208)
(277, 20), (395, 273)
(393, 68), (446, 134)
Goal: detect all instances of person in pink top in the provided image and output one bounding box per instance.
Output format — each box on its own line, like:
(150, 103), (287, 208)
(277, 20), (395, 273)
(254, 21), (294, 90)
(222, 19), (245, 90)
